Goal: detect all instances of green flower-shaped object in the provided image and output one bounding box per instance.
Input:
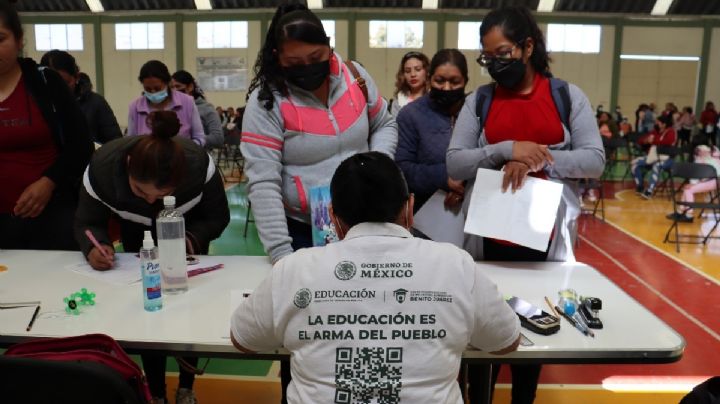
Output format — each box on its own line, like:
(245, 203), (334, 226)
(63, 288), (96, 315)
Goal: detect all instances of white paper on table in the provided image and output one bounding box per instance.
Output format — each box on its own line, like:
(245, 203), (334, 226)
(413, 190), (465, 248)
(464, 168), (563, 251)
(223, 289), (253, 338)
(65, 253), (141, 285)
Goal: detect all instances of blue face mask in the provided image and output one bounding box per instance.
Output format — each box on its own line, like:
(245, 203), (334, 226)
(144, 88), (168, 104)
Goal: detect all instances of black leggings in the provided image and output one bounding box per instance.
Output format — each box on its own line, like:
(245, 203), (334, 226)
(141, 355), (199, 399)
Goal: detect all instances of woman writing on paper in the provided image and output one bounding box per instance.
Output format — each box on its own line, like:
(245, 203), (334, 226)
(445, 6), (604, 403)
(74, 110), (229, 404)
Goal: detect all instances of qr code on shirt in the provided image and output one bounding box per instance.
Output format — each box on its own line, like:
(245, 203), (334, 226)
(334, 346), (403, 404)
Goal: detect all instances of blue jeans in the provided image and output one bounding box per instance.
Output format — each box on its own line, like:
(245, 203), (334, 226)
(632, 157), (674, 193)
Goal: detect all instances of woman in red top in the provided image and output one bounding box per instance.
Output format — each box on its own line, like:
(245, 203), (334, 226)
(446, 6), (604, 404)
(0, 1), (92, 250)
(700, 101), (718, 143)
(631, 113), (678, 199)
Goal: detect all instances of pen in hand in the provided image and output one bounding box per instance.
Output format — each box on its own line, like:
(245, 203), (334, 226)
(26, 305), (40, 332)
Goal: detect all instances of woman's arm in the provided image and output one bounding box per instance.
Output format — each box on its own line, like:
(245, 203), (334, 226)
(546, 84), (605, 179)
(189, 103), (207, 146)
(354, 62), (398, 157)
(184, 170), (230, 254)
(446, 92), (514, 181)
(240, 92), (294, 264)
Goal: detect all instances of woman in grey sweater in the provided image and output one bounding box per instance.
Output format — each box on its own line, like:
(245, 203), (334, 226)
(171, 70), (224, 149)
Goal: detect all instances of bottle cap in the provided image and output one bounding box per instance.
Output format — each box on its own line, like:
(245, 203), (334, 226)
(142, 230), (154, 249)
(163, 196), (176, 207)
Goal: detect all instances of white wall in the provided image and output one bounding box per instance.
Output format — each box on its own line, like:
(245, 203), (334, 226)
(21, 23), (97, 88)
(705, 28), (720, 107)
(355, 20), (438, 101)
(102, 22), (177, 129)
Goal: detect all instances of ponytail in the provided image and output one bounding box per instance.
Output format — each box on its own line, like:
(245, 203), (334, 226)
(127, 111), (186, 189)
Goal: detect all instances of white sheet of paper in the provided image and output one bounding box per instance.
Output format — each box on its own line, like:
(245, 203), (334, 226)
(65, 253), (141, 286)
(464, 168), (563, 251)
(413, 190), (465, 248)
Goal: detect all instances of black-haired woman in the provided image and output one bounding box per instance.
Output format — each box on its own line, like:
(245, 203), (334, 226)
(171, 69), (224, 149)
(241, 3), (397, 265)
(0, 1), (93, 250)
(446, 6), (604, 403)
(75, 110), (230, 404)
(127, 60), (206, 146)
(395, 49), (469, 212)
(40, 49), (122, 144)
(389, 51), (430, 116)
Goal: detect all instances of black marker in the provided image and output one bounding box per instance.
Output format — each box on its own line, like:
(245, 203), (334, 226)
(26, 305), (40, 332)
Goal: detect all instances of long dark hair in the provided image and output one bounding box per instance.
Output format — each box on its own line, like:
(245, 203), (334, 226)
(393, 51), (430, 98)
(247, 3), (329, 110)
(480, 6), (552, 77)
(40, 50), (80, 76)
(0, 0), (22, 41)
(127, 110), (186, 189)
(172, 70), (204, 100)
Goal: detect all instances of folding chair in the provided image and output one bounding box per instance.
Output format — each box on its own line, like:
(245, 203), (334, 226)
(622, 132), (645, 181)
(244, 200), (255, 238)
(601, 137), (629, 181)
(579, 178), (605, 221)
(663, 162), (720, 252)
(652, 145), (681, 199)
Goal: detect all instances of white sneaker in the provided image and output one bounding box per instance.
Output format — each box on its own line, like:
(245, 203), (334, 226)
(175, 388), (198, 404)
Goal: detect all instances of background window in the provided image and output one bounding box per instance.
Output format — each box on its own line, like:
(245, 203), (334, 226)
(197, 21), (248, 49)
(369, 20), (423, 49)
(115, 23), (164, 50)
(34, 24), (83, 51)
(321, 20), (336, 48)
(457, 21), (482, 50)
(547, 24), (601, 54)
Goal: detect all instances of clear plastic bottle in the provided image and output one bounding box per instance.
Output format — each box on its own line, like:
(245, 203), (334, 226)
(140, 230), (162, 311)
(157, 196), (188, 294)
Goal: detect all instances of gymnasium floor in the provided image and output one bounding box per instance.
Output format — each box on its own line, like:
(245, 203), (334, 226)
(171, 177), (719, 404)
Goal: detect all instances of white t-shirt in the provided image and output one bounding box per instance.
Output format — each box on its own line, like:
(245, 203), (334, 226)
(231, 222), (520, 404)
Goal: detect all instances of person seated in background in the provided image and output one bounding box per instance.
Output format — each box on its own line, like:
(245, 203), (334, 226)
(666, 145), (720, 223)
(0, 1), (92, 250)
(171, 69), (224, 149)
(127, 60), (206, 146)
(631, 113), (677, 199)
(395, 48), (469, 212)
(74, 110), (229, 404)
(231, 151), (520, 404)
(389, 51), (430, 116)
(40, 50), (122, 145)
(676, 106), (696, 148)
(597, 111), (619, 139)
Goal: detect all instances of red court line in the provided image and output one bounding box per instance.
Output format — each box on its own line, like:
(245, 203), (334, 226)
(497, 217), (720, 385)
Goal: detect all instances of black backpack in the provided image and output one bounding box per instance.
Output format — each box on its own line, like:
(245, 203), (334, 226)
(474, 78), (572, 132)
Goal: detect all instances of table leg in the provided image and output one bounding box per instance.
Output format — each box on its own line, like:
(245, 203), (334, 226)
(467, 363), (494, 404)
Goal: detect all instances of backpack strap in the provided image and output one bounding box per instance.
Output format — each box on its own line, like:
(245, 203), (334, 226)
(344, 60), (369, 105)
(474, 83), (495, 131)
(549, 77), (572, 130)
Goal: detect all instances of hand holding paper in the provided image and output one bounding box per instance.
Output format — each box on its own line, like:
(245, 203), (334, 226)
(464, 168), (563, 251)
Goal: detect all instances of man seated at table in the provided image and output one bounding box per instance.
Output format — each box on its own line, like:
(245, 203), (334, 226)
(230, 151), (520, 404)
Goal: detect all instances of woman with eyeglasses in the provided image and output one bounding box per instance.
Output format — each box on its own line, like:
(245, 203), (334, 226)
(446, 6), (604, 404)
(395, 49), (469, 212)
(389, 51), (430, 116)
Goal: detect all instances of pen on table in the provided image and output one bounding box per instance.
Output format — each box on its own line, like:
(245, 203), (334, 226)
(26, 305), (40, 332)
(544, 296), (560, 317)
(188, 264), (224, 278)
(84, 229), (113, 262)
(555, 305), (594, 338)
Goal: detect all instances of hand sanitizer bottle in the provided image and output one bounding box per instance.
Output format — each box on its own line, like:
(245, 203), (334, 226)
(140, 230), (162, 311)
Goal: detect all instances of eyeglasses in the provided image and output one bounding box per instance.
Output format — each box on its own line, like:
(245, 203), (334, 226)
(476, 41), (524, 67)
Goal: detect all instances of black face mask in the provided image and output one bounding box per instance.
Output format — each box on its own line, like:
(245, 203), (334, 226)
(283, 60), (330, 91)
(487, 58), (526, 90)
(429, 87), (466, 110)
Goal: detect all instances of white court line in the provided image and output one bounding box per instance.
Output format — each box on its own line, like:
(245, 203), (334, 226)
(600, 218), (720, 287)
(579, 234), (720, 343)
